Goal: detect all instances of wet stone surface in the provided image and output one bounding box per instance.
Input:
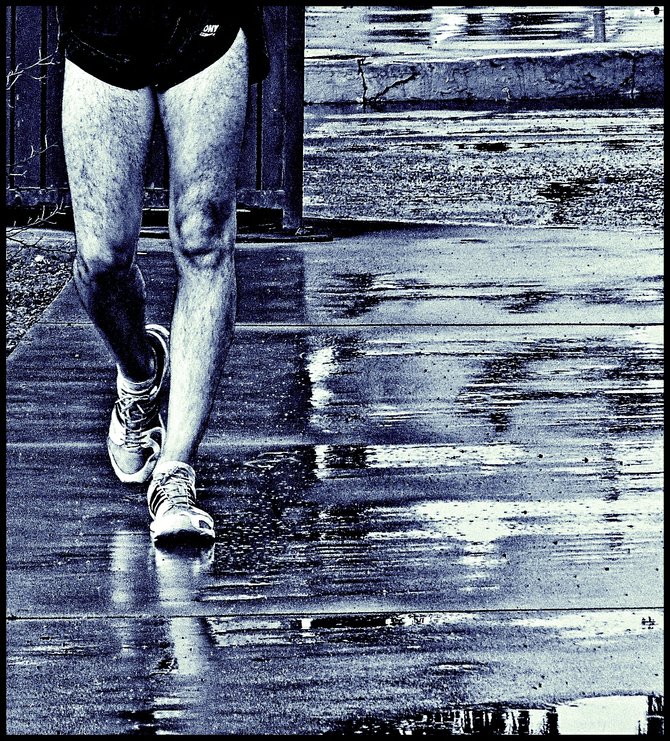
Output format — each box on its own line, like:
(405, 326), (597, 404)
(5, 6), (664, 730)
(7, 322), (664, 447)
(5, 429), (663, 617)
(35, 227), (664, 328)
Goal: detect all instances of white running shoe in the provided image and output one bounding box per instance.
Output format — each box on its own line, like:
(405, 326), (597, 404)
(107, 324), (170, 484)
(147, 461), (215, 543)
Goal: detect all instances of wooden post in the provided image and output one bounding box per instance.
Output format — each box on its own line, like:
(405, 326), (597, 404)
(282, 6), (305, 230)
(593, 7), (606, 42)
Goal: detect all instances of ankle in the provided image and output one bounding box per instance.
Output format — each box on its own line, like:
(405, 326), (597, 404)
(117, 347), (157, 391)
(153, 459), (195, 479)
(158, 448), (195, 467)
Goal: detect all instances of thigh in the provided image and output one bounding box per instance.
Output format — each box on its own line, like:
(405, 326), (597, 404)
(157, 29), (249, 219)
(61, 59), (156, 258)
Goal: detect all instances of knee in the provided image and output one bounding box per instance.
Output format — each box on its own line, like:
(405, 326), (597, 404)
(171, 190), (236, 270)
(73, 236), (136, 285)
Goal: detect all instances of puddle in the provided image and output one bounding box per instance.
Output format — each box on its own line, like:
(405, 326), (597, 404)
(326, 273), (566, 319)
(203, 608), (663, 645)
(605, 138), (637, 151)
(468, 142), (511, 152)
(456, 335), (663, 435)
(119, 705), (184, 735)
(118, 608), (662, 734)
(321, 268), (660, 321)
(306, 96), (665, 115)
(537, 178), (599, 202)
(328, 695), (664, 736)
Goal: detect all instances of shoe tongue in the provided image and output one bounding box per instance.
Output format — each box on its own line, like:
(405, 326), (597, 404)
(153, 460), (195, 482)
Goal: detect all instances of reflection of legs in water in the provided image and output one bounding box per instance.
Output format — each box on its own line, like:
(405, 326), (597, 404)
(108, 529), (215, 731)
(109, 529), (214, 611)
(153, 545), (216, 676)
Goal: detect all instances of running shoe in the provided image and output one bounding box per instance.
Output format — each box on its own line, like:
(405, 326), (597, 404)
(107, 324), (170, 483)
(147, 460), (215, 543)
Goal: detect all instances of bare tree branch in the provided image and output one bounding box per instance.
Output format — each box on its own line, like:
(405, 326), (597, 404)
(6, 52), (56, 91)
(6, 203), (73, 253)
(6, 53), (69, 247)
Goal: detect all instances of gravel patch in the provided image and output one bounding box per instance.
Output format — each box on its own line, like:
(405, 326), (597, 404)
(6, 228), (75, 356)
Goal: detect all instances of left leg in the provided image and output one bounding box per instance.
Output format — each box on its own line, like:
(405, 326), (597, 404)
(157, 29), (249, 463)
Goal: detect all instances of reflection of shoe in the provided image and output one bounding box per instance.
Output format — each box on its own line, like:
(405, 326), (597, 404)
(107, 324), (170, 484)
(153, 541), (215, 570)
(148, 461), (215, 543)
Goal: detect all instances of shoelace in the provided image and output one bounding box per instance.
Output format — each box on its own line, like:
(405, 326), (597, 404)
(115, 393), (159, 449)
(150, 468), (197, 515)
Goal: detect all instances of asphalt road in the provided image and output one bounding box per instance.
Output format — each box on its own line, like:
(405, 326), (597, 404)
(304, 104), (663, 231)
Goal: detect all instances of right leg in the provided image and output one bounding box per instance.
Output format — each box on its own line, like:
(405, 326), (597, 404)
(61, 59), (156, 382)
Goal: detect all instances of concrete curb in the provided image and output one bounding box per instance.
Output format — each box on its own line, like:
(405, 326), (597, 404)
(305, 47), (663, 106)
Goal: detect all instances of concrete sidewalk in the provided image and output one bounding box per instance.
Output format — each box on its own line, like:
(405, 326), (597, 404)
(6, 223), (663, 734)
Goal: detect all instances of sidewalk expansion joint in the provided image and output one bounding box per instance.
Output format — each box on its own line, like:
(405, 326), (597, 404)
(7, 606), (664, 622)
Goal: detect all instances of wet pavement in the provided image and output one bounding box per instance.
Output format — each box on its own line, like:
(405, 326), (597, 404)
(4, 9), (665, 729)
(6, 221), (663, 734)
(306, 6), (665, 59)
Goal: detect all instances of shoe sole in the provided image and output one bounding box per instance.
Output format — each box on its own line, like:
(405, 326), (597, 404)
(150, 511), (215, 543)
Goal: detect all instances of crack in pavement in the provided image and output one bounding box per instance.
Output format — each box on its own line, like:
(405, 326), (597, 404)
(369, 70), (421, 104)
(356, 57), (369, 108)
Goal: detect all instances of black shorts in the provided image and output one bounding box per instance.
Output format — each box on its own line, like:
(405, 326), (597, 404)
(58, 4), (270, 91)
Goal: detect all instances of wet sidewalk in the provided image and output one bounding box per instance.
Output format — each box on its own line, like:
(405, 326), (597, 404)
(6, 222), (663, 734)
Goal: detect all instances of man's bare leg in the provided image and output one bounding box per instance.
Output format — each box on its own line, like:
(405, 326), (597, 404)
(61, 60), (156, 382)
(156, 30), (249, 463)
